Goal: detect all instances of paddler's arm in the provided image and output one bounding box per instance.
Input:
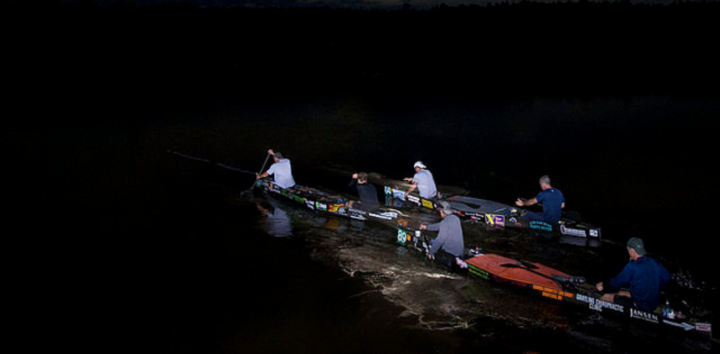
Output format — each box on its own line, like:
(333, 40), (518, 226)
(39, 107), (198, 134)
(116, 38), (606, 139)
(595, 281), (617, 302)
(420, 221), (441, 231)
(404, 181), (418, 198)
(349, 174), (359, 189)
(419, 222), (441, 258)
(257, 149), (276, 179)
(598, 264), (633, 294)
(426, 223), (448, 257)
(516, 197), (538, 207)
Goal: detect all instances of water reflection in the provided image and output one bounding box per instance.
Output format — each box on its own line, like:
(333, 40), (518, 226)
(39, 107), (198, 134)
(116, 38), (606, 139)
(256, 200), (293, 238)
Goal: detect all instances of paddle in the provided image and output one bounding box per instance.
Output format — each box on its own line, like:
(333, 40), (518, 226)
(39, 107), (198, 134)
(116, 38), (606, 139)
(167, 148), (258, 175)
(500, 262), (585, 285)
(517, 260), (539, 270)
(251, 152), (272, 189)
(240, 152), (272, 199)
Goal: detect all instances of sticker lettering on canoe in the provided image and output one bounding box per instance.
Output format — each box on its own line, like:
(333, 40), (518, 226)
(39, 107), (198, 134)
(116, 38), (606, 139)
(485, 214), (505, 227)
(421, 199), (434, 209)
(397, 229), (408, 245)
(532, 285), (573, 300)
(530, 221), (553, 231)
(468, 265), (490, 280)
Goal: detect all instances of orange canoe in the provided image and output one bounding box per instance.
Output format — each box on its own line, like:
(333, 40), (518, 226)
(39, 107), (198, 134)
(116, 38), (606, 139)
(466, 253), (572, 291)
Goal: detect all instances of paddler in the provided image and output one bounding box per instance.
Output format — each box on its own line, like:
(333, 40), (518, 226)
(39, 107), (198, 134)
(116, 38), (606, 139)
(403, 161), (438, 200)
(256, 149), (296, 189)
(515, 175), (565, 224)
(419, 201), (465, 267)
(595, 237), (672, 312)
(347, 172), (380, 211)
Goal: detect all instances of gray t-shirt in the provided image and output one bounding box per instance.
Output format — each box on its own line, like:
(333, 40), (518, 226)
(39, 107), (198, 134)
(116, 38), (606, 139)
(412, 169), (437, 199)
(426, 214), (464, 257)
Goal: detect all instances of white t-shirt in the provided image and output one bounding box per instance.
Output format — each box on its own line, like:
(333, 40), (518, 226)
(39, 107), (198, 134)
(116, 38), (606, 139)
(412, 169), (437, 199)
(267, 159), (296, 189)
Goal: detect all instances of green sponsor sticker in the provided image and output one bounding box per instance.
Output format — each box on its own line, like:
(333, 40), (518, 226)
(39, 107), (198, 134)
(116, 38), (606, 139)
(397, 229), (407, 245)
(469, 265), (490, 280)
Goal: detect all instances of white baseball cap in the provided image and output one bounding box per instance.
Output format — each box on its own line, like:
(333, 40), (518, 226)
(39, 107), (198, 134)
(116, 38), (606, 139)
(413, 161), (426, 169)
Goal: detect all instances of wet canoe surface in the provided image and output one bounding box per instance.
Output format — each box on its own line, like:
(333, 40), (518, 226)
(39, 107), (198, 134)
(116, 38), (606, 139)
(466, 253), (572, 291)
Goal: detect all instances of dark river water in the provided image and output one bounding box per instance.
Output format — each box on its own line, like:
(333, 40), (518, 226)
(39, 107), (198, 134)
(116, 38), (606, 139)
(9, 3), (720, 352)
(14, 89), (719, 353)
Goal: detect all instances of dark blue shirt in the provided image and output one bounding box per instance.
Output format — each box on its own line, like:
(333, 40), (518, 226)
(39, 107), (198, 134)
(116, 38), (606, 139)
(536, 188), (565, 224)
(348, 179), (380, 210)
(605, 256), (671, 312)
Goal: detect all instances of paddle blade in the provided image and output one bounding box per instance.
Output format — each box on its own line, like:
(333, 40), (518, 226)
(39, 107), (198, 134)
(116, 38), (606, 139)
(240, 189), (255, 200)
(500, 262), (540, 270)
(518, 260), (539, 269)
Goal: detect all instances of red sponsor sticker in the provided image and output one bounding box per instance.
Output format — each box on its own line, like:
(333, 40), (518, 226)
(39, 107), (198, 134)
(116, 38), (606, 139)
(695, 323), (712, 332)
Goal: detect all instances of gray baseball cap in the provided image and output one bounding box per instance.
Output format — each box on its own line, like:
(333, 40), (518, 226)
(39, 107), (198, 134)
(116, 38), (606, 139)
(436, 201), (453, 214)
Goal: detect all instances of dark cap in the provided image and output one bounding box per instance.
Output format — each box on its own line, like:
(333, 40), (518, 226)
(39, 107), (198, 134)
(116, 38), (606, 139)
(273, 152), (284, 159)
(627, 237), (647, 255)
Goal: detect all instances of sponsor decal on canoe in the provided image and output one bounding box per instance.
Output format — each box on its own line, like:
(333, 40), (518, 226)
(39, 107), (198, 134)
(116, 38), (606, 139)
(663, 320), (696, 331)
(397, 229), (408, 245)
(421, 199), (435, 209)
(290, 194), (305, 203)
(349, 209), (367, 220)
(465, 212), (484, 219)
(575, 294), (624, 313)
(630, 308), (658, 323)
(589, 229), (600, 238)
(695, 322), (712, 332)
(485, 214), (506, 227)
(268, 183), (282, 193)
(305, 200), (315, 210)
(384, 186), (406, 200)
(380, 211), (398, 218)
(532, 285), (574, 301)
(530, 221), (553, 231)
(560, 225), (588, 238)
(407, 195), (421, 205)
(468, 265), (490, 280)
(328, 204), (344, 213)
(315, 202), (328, 211)
(369, 212), (394, 220)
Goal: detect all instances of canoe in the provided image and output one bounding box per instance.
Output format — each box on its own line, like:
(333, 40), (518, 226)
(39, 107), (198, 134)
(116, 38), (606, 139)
(466, 252), (712, 336)
(385, 184), (602, 240)
(396, 227), (713, 338)
(254, 177), (438, 227)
